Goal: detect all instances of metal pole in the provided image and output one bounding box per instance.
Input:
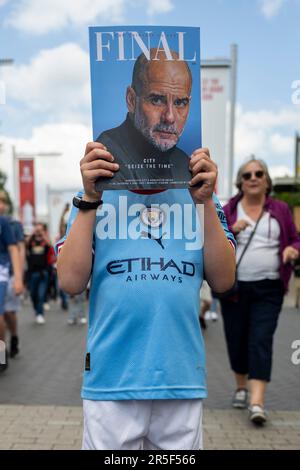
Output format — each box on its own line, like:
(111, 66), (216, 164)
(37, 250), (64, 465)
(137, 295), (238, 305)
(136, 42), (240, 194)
(228, 44), (238, 198)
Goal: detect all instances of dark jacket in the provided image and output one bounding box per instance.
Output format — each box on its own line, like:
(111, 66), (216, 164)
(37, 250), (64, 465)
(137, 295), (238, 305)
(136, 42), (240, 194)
(223, 193), (300, 292)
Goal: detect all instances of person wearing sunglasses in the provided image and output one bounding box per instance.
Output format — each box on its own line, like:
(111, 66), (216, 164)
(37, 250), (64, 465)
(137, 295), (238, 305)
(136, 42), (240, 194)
(220, 157), (300, 425)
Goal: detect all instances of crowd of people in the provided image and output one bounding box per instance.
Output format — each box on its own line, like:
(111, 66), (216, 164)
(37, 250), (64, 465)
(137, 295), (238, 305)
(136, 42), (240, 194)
(0, 192), (87, 372)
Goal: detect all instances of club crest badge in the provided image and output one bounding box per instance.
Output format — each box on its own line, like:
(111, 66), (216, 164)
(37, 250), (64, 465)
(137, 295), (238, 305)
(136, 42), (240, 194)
(140, 207), (166, 229)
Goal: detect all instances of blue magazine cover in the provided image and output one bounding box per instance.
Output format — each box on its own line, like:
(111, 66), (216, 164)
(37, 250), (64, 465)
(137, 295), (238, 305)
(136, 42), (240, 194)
(89, 26), (201, 190)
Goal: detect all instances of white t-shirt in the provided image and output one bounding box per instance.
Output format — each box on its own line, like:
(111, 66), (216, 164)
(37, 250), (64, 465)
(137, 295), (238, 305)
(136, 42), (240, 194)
(236, 202), (281, 282)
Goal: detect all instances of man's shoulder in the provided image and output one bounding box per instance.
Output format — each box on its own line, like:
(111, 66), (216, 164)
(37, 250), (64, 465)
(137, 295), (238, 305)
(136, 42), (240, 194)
(96, 121), (126, 146)
(169, 145), (189, 161)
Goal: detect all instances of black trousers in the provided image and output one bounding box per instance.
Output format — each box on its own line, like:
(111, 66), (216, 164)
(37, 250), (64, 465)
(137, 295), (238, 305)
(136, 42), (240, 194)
(220, 279), (284, 382)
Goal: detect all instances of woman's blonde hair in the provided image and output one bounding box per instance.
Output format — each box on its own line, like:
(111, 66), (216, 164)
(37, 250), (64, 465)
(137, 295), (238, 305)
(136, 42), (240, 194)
(235, 157), (273, 196)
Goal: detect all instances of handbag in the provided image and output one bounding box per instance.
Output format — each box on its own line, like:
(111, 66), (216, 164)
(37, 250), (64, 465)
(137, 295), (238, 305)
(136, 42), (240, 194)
(212, 209), (265, 300)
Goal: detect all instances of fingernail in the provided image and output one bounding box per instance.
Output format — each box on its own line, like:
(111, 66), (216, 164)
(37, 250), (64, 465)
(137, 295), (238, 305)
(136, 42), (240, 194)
(114, 163), (119, 169)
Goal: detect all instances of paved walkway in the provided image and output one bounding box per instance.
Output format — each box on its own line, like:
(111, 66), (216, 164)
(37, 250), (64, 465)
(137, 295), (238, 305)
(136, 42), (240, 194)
(1, 405), (299, 450)
(0, 284), (299, 450)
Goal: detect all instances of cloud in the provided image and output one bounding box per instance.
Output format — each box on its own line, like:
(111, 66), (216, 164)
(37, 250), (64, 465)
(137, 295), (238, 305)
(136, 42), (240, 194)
(7, 0), (175, 34)
(147, 0), (173, 15)
(259, 0), (286, 19)
(3, 43), (90, 122)
(235, 104), (300, 176)
(1, 122), (91, 217)
(7, 0), (125, 34)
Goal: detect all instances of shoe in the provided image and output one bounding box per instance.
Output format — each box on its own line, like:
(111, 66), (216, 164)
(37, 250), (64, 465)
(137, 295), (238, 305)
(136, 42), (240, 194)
(67, 318), (76, 325)
(249, 404), (267, 425)
(204, 311), (211, 321)
(0, 349), (9, 373)
(10, 336), (19, 358)
(210, 311), (218, 321)
(199, 317), (207, 330)
(79, 318), (87, 325)
(43, 303), (50, 311)
(232, 388), (248, 409)
(36, 315), (45, 325)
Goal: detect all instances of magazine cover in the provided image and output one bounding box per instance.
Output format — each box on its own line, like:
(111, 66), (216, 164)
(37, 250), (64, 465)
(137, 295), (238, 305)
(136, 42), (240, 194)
(89, 26), (201, 190)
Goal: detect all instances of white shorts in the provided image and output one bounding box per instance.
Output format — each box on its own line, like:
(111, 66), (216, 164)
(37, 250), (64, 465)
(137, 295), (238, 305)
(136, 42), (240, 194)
(82, 399), (203, 450)
(4, 276), (21, 313)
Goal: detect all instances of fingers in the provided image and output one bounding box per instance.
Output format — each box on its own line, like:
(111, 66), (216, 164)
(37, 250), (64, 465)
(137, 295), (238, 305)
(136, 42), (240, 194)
(189, 171), (216, 187)
(84, 141), (107, 156)
(81, 142), (115, 165)
(81, 159), (119, 173)
(84, 168), (116, 180)
(191, 147), (211, 159)
(189, 158), (214, 175)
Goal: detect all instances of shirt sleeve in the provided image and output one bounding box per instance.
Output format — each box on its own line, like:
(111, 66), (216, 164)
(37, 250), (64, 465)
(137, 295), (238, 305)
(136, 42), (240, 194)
(212, 193), (236, 251)
(14, 221), (25, 243)
(1, 217), (17, 247)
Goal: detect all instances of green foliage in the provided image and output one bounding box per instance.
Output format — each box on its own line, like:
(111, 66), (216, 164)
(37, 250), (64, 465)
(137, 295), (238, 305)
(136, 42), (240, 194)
(0, 169), (13, 214)
(273, 189), (300, 209)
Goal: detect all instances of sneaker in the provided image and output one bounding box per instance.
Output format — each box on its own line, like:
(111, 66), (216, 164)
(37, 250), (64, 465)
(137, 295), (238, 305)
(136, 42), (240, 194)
(67, 318), (76, 325)
(249, 405), (267, 425)
(0, 349), (9, 373)
(204, 311), (211, 321)
(43, 303), (50, 311)
(10, 336), (19, 358)
(36, 315), (45, 325)
(79, 317), (87, 325)
(210, 311), (218, 321)
(232, 388), (248, 409)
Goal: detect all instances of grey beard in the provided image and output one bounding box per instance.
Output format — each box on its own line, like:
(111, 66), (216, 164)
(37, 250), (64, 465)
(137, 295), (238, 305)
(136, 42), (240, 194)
(133, 112), (179, 152)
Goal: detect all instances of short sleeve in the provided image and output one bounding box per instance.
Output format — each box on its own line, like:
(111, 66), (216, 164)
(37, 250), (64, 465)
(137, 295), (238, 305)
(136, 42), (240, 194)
(1, 217), (17, 247)
(212, 193), (236, 251)
(13, 221), (25, 243)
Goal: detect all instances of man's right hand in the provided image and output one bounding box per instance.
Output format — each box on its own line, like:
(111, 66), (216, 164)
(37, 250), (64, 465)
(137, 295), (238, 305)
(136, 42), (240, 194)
(232, 219), (250, 235)
(80, 142), (119, 201)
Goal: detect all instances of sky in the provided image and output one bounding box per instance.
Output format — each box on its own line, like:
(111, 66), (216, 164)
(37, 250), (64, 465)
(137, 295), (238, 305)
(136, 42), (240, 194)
(0, 0), (300, 215)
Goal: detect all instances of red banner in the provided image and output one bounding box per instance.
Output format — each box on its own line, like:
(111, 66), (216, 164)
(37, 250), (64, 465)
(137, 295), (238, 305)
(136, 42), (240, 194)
(18, 159), (35, 233)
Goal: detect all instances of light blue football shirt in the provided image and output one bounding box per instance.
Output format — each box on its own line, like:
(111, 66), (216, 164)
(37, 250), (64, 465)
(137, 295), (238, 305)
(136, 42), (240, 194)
(57, 189), (235, 400)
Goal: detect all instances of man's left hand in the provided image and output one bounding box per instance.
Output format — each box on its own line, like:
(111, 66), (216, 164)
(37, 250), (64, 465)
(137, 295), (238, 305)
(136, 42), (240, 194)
(283, 246), (299, 264)
(189, 148), (218, 203)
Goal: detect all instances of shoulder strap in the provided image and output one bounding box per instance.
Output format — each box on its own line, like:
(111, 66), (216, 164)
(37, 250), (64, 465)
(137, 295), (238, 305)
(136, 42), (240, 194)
(236, 209), (265, 268)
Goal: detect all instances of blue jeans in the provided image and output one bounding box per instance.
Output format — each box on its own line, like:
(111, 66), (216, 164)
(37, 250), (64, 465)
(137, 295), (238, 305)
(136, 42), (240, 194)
(0, 281), (8, 316)
(29, 271), (49, 316)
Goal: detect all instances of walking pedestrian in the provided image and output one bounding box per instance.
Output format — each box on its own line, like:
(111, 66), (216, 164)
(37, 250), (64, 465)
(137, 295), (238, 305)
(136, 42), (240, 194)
(0, 196), (23, 371)
(220, 157), (300, 425)
(26, 223), (52, 324)
(0, 191), (25, 358)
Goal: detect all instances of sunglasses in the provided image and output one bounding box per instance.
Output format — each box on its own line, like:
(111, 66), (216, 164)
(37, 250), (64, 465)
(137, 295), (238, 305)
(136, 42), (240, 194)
(242, 170), (264, 181)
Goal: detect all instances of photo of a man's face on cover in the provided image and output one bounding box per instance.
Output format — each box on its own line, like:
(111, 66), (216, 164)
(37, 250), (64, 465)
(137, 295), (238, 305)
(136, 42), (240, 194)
(89, 27), (201, 190)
